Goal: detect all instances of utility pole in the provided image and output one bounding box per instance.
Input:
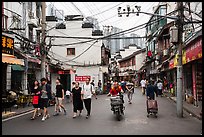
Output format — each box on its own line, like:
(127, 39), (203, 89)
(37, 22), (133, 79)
(176, 2), (184, 118)
(41, 2), (46, 78)
(118, 3), (184, 118)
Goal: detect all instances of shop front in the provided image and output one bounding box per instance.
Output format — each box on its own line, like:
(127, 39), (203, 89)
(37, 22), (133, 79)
(2, 33), (25, 95)
(183, 36), (202, 107)
(168, 57), (177, 97)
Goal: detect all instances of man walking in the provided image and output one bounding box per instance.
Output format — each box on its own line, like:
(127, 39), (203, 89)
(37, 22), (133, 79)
(53, 79), (67, 116)
(98, 80), (102, 95)
(126, 81), (134, 104)
(40, 78), (52, 121)
(157, 79), (163, 97)
(140, 78), (146, 95)
(146, 80), (157, 100)
(81, 78), (97, 119)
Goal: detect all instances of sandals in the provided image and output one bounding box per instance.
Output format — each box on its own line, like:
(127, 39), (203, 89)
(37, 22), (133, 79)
(30, 117), (35, 120)
(37, 113), (42, 117)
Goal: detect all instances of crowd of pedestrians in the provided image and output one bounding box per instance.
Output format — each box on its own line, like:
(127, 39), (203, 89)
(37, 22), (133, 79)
(30, 77), (99, 121)
(30, 76), (165, 121)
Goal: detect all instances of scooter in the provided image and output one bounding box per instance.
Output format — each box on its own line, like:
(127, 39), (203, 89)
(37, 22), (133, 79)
(110, 93), (125, 121)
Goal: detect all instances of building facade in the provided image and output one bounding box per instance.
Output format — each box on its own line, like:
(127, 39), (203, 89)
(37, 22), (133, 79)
(46, 14), (108, 91)
(143, 2), (202, 108)
(118, 48), (146, 84)
(2, 2), (43, 95)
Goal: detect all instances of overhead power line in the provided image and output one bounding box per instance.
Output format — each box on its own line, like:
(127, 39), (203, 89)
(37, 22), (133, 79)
(48, 11), (178, 47)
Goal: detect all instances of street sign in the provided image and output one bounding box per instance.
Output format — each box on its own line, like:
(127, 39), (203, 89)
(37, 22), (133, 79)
(2, 35), (14, 55)
(75, 76), (91, 82)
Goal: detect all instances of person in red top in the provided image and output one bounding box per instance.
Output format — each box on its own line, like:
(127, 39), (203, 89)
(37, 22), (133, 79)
(107, 81), (124, 112)
(107, 82), (123, 96)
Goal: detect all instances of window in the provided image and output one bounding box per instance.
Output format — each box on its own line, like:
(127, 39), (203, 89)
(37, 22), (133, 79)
(56, 23), (66, 29)
(67, 48), (75, 55)
(160, 7), (167, 16)
(28, 2), (33, 12)
(36, 30), (41, 43)
(159, 5), (167, 27)
(2, 15), (8, 30)
(28, 26), (33, 42)
(132, 58), (135, 66)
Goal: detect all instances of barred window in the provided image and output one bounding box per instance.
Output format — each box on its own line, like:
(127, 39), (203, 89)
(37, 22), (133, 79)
(67, 48), (75, 55)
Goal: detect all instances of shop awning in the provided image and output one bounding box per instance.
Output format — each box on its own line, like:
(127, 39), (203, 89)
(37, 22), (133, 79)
(11, 64), (24, 71)
(2, 53), (25, 66)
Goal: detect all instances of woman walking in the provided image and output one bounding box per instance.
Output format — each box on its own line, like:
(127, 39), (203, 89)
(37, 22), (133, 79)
(30, 80), (41, 120)
(71, 82), (83, 118)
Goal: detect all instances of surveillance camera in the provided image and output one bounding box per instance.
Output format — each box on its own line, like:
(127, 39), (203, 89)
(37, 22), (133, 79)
(118, 7), (121, 12)
(127, 5), (130, 11)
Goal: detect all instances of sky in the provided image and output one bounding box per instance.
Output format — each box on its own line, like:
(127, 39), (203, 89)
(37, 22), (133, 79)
(46, 2), (160, 36)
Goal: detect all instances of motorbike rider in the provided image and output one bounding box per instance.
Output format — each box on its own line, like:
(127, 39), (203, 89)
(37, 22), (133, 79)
(107, 81), (124, 97)
(107, 81), (124, 111)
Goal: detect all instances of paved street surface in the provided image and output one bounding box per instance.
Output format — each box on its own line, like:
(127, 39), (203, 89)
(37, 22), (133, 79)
(2, 88), (202, 135)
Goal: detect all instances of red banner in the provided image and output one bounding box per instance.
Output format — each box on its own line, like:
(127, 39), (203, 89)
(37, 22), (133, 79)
(192, 65), (196, 100)
(185, 38), (202, 63)
(169, 58), (174, 69)
(58, 70), (70, 74)
(75, 76), (91, 82)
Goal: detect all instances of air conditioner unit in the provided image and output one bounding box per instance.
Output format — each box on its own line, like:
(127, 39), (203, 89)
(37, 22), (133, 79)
(156, 55), (160, 60)
(155, 50), (157, 55)
(29, 12), (34, 18)
(163, 49), (168, 56)
(12, 15), (19, 21)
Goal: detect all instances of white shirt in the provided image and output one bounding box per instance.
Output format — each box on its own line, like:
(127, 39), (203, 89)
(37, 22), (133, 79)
(66, 90), (71, 96)
(157, 82), (163, 90)
(140, 80), (146, 87)
(82, 84), (95, 99)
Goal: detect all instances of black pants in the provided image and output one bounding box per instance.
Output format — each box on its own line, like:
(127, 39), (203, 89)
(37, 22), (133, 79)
(83, 98), (91, 116)
(158, 89), (163, 95)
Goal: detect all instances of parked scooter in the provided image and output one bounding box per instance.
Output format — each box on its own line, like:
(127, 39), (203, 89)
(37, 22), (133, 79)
(110, 93), (125, 121)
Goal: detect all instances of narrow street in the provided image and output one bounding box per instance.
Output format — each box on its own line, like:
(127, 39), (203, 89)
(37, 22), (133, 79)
(2, 88), (202, 135)
(2, 2), (202, 136)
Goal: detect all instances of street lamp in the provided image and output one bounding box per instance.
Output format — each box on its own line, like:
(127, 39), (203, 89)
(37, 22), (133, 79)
(118, 7), (122, 17)
(118, 5), (178, 20)
(170, 22), (179, 43)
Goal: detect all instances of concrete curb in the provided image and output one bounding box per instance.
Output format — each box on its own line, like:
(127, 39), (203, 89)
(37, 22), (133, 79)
(2, 108), (34, 120)
(164, 94), (202, 121)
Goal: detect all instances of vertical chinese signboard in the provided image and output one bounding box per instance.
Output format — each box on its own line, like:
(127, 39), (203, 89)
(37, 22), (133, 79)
(192, 65), (196, 101)
(2, 35), (14, 55)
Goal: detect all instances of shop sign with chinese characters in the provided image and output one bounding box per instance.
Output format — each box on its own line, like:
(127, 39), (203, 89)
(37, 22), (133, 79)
(2, 35), (14, 55)
(75, 76), (91, 82)
(185, 38), (202, 64)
